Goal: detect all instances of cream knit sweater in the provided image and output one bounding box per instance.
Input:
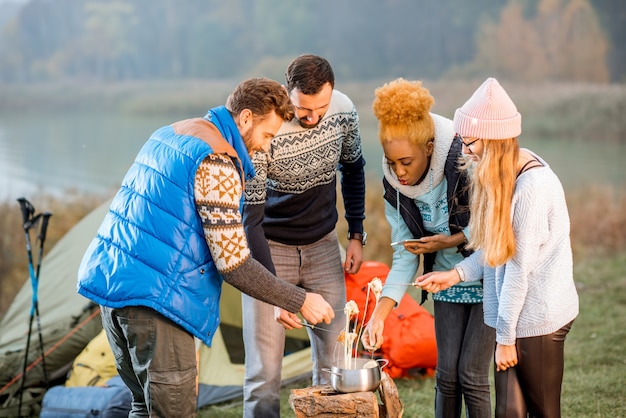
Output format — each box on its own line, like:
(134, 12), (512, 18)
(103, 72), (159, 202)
(457, 151), (579, 345)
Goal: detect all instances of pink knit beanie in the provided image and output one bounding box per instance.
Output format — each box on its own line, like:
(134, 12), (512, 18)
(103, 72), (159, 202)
(453, 77), (521, 140)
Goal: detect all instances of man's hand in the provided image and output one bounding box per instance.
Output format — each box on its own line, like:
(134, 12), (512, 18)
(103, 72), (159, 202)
(299, 292), (334, 325)
(344, 239), (364, 274)
(274, 307), (304, 330)
(417, 269), (460, 293)
(495, 343), (518, 372)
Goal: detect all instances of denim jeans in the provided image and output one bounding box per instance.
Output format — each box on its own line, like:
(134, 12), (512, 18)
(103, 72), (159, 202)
(495, 320), (573, 418)
(434, 301), (495, 418)
(100, 306), (197, 418)
(242, 231), (346, 418)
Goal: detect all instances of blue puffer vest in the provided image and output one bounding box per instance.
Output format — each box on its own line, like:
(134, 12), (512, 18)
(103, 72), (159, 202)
(77, 118), (241, 346)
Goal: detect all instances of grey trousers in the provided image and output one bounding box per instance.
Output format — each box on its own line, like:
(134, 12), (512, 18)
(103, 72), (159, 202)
(242, 231), (346, 418)
(100, 305), (197, 418)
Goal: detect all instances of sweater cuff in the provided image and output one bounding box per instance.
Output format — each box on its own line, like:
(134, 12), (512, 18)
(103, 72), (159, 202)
(346, 219), (364, 235)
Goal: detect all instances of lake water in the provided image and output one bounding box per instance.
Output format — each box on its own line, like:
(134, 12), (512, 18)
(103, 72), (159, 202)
(1, 110), (625, 202)
(0, 111), (177, 201)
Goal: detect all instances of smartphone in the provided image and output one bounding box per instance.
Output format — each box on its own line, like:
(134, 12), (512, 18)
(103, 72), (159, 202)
(390, 238), (424, 247)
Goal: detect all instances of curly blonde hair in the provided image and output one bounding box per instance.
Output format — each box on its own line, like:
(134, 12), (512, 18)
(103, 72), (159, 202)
(372, 78), (435, 148)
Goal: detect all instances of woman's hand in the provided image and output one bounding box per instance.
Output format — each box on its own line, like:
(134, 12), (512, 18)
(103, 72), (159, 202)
(495, 343), (518, 371)
(361, 317), (385, 352)
(404, 232), (466, 255)
(360, 297), (395, 352)
(417, 269), (461, 293)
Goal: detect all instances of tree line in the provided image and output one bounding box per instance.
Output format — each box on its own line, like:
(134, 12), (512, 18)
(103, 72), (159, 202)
(0, 0), (622, 84)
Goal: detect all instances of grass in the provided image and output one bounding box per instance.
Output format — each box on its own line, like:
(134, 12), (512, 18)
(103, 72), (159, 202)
(562, 256), (626, 416)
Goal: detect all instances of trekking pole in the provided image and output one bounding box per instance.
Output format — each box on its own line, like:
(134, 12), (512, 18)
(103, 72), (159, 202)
(16, 198), (51, 417)
(33, 212), (52, 386)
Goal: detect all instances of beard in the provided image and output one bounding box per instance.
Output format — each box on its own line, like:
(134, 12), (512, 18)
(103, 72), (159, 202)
(240, 123), (258, 156)
(296, 115), (323, 129)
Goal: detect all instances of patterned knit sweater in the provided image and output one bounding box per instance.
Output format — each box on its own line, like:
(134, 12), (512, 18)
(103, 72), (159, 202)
(244, 89), (366, 271)
(193, 153), (305, 312)
(456, 150), (579, 345)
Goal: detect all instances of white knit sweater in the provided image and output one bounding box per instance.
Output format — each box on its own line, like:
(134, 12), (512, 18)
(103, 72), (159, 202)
(457, 151), (579, 345)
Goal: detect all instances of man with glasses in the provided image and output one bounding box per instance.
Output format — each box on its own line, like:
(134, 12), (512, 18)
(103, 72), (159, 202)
(242, 54), (367, 417)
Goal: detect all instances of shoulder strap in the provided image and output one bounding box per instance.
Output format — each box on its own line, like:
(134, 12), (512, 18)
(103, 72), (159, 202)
(517, 158), (544, 177)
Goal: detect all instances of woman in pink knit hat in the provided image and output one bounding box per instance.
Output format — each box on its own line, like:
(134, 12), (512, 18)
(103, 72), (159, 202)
(418, 78), (579, 418)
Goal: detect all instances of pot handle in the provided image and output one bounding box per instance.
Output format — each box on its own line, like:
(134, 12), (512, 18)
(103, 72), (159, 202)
(321, 368), (343, 377)
(376, 359), (390, 370)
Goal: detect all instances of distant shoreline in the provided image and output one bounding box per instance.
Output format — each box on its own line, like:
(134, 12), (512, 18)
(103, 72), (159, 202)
(1, 79), (625, 147)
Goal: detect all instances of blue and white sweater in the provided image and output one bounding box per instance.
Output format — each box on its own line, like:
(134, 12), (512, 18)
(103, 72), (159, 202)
(244, 89), (366, 272)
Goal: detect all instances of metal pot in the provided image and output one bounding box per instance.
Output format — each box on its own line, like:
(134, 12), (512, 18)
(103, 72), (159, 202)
(323, 358), (388, 393)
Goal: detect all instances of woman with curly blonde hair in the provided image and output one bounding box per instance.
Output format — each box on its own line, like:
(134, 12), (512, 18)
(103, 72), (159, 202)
(361, 78), (494, 418)
(419, 78), (579, 417)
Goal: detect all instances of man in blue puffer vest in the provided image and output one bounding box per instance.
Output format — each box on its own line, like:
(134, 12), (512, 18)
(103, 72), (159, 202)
(77, 78), (335, 417)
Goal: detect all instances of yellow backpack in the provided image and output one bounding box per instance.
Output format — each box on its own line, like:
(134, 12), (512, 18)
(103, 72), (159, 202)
(65, 329), (118, 387)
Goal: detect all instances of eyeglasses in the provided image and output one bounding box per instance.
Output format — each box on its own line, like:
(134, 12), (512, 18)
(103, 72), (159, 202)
(461, 136), (481, 148)
(293, 103), (329, 113)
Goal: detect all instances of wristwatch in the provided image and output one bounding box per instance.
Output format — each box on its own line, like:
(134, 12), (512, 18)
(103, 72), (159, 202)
(348, 231), (367, 246)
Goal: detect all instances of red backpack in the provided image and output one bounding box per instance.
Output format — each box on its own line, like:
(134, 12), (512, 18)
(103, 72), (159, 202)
(344, 261), (437, 378)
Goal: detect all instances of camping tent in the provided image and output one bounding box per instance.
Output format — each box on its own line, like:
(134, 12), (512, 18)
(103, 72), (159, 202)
(0, 198), (313, 416)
